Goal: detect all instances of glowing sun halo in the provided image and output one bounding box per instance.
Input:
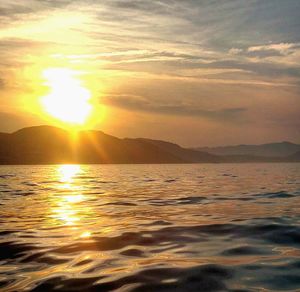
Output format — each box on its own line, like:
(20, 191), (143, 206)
(41, 68), (92, 125)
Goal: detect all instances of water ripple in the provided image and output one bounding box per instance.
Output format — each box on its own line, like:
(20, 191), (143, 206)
(0, 163), (299, 291)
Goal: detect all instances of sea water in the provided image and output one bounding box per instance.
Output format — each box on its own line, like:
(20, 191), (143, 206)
(0, 163), (299, 291)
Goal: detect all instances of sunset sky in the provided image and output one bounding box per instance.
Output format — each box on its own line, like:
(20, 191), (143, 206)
(0, 0), (299, 146)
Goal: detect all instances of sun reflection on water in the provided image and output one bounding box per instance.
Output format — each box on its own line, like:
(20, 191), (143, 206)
(80, 231), (92, 238)
(58, 164), (81, 183)
(63, 194), (85, 203)
(50, 165), (93, 237)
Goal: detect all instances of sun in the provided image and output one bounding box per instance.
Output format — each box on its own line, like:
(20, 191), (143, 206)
(41, 68), (92, 125)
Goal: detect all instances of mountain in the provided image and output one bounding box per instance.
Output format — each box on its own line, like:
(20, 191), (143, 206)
(0, 126), (299, 164)
(286, 151), (300, 162)
(0, 126), (218, 164)
(194, 142), (300, 157)
(134, 138), (219, 163)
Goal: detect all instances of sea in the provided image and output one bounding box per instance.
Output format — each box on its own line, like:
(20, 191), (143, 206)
(0, 163), (299, 291)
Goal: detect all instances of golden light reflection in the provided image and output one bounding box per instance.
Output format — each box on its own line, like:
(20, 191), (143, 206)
(54, 208), (80, 226)
(58, 164), (81, 183)
(63, 194), (85, 203)
(80, 231), (91, 238)
(49, 165), (93, 237)
(41, 68), (92, 125)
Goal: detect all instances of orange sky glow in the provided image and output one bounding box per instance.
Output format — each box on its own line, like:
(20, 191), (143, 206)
(0, 0), (299, 146)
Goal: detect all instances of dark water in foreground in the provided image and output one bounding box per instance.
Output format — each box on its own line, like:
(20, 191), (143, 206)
(0, 164), (299, 292)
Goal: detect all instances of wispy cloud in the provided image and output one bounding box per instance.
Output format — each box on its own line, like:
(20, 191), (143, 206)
(248, 43), (298, 54)
(102, 94), (247, 122)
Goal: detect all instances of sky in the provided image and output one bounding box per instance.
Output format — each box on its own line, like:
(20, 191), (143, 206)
(0, 0), (299, 147)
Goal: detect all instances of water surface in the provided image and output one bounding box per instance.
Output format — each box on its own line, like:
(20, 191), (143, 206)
(0, 164), (299, 291)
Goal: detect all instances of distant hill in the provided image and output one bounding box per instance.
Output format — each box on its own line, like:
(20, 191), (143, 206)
(0, 126), (299, 164)
(135, 138), (219, 163)
(286, 151), (300, 162)
(194, 142), (300, 157)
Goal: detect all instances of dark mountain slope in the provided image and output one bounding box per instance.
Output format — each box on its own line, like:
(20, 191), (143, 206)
(0, 126), (213, 164)
(136, 138), (219, 163)
(286, 151), (300, 162)
(0, 126), (73, 164)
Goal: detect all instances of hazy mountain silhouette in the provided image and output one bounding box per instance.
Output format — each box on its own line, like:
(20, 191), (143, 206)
(0, 126), (299, 164)
(134, 138), (219, 163)
(286, 151), (300, 162)
(195, 142), (300, 157)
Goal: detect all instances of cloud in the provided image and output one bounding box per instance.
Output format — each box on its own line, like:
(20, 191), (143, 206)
(0, 77), (5, 89)
(248, 43), (297, 53)
(102, 94), (247, 122)
(0, 0), (74, 18)
(228, 48), (243, 55)
(110, 0), (171, 14)
(102, 53), (300, 85)
(247, 43), (300, 57)
(0, 37), (45, 49)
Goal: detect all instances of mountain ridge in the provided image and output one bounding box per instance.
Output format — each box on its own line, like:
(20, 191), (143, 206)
(194, 141), (300, 157)
(0, 126), (299, 164)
